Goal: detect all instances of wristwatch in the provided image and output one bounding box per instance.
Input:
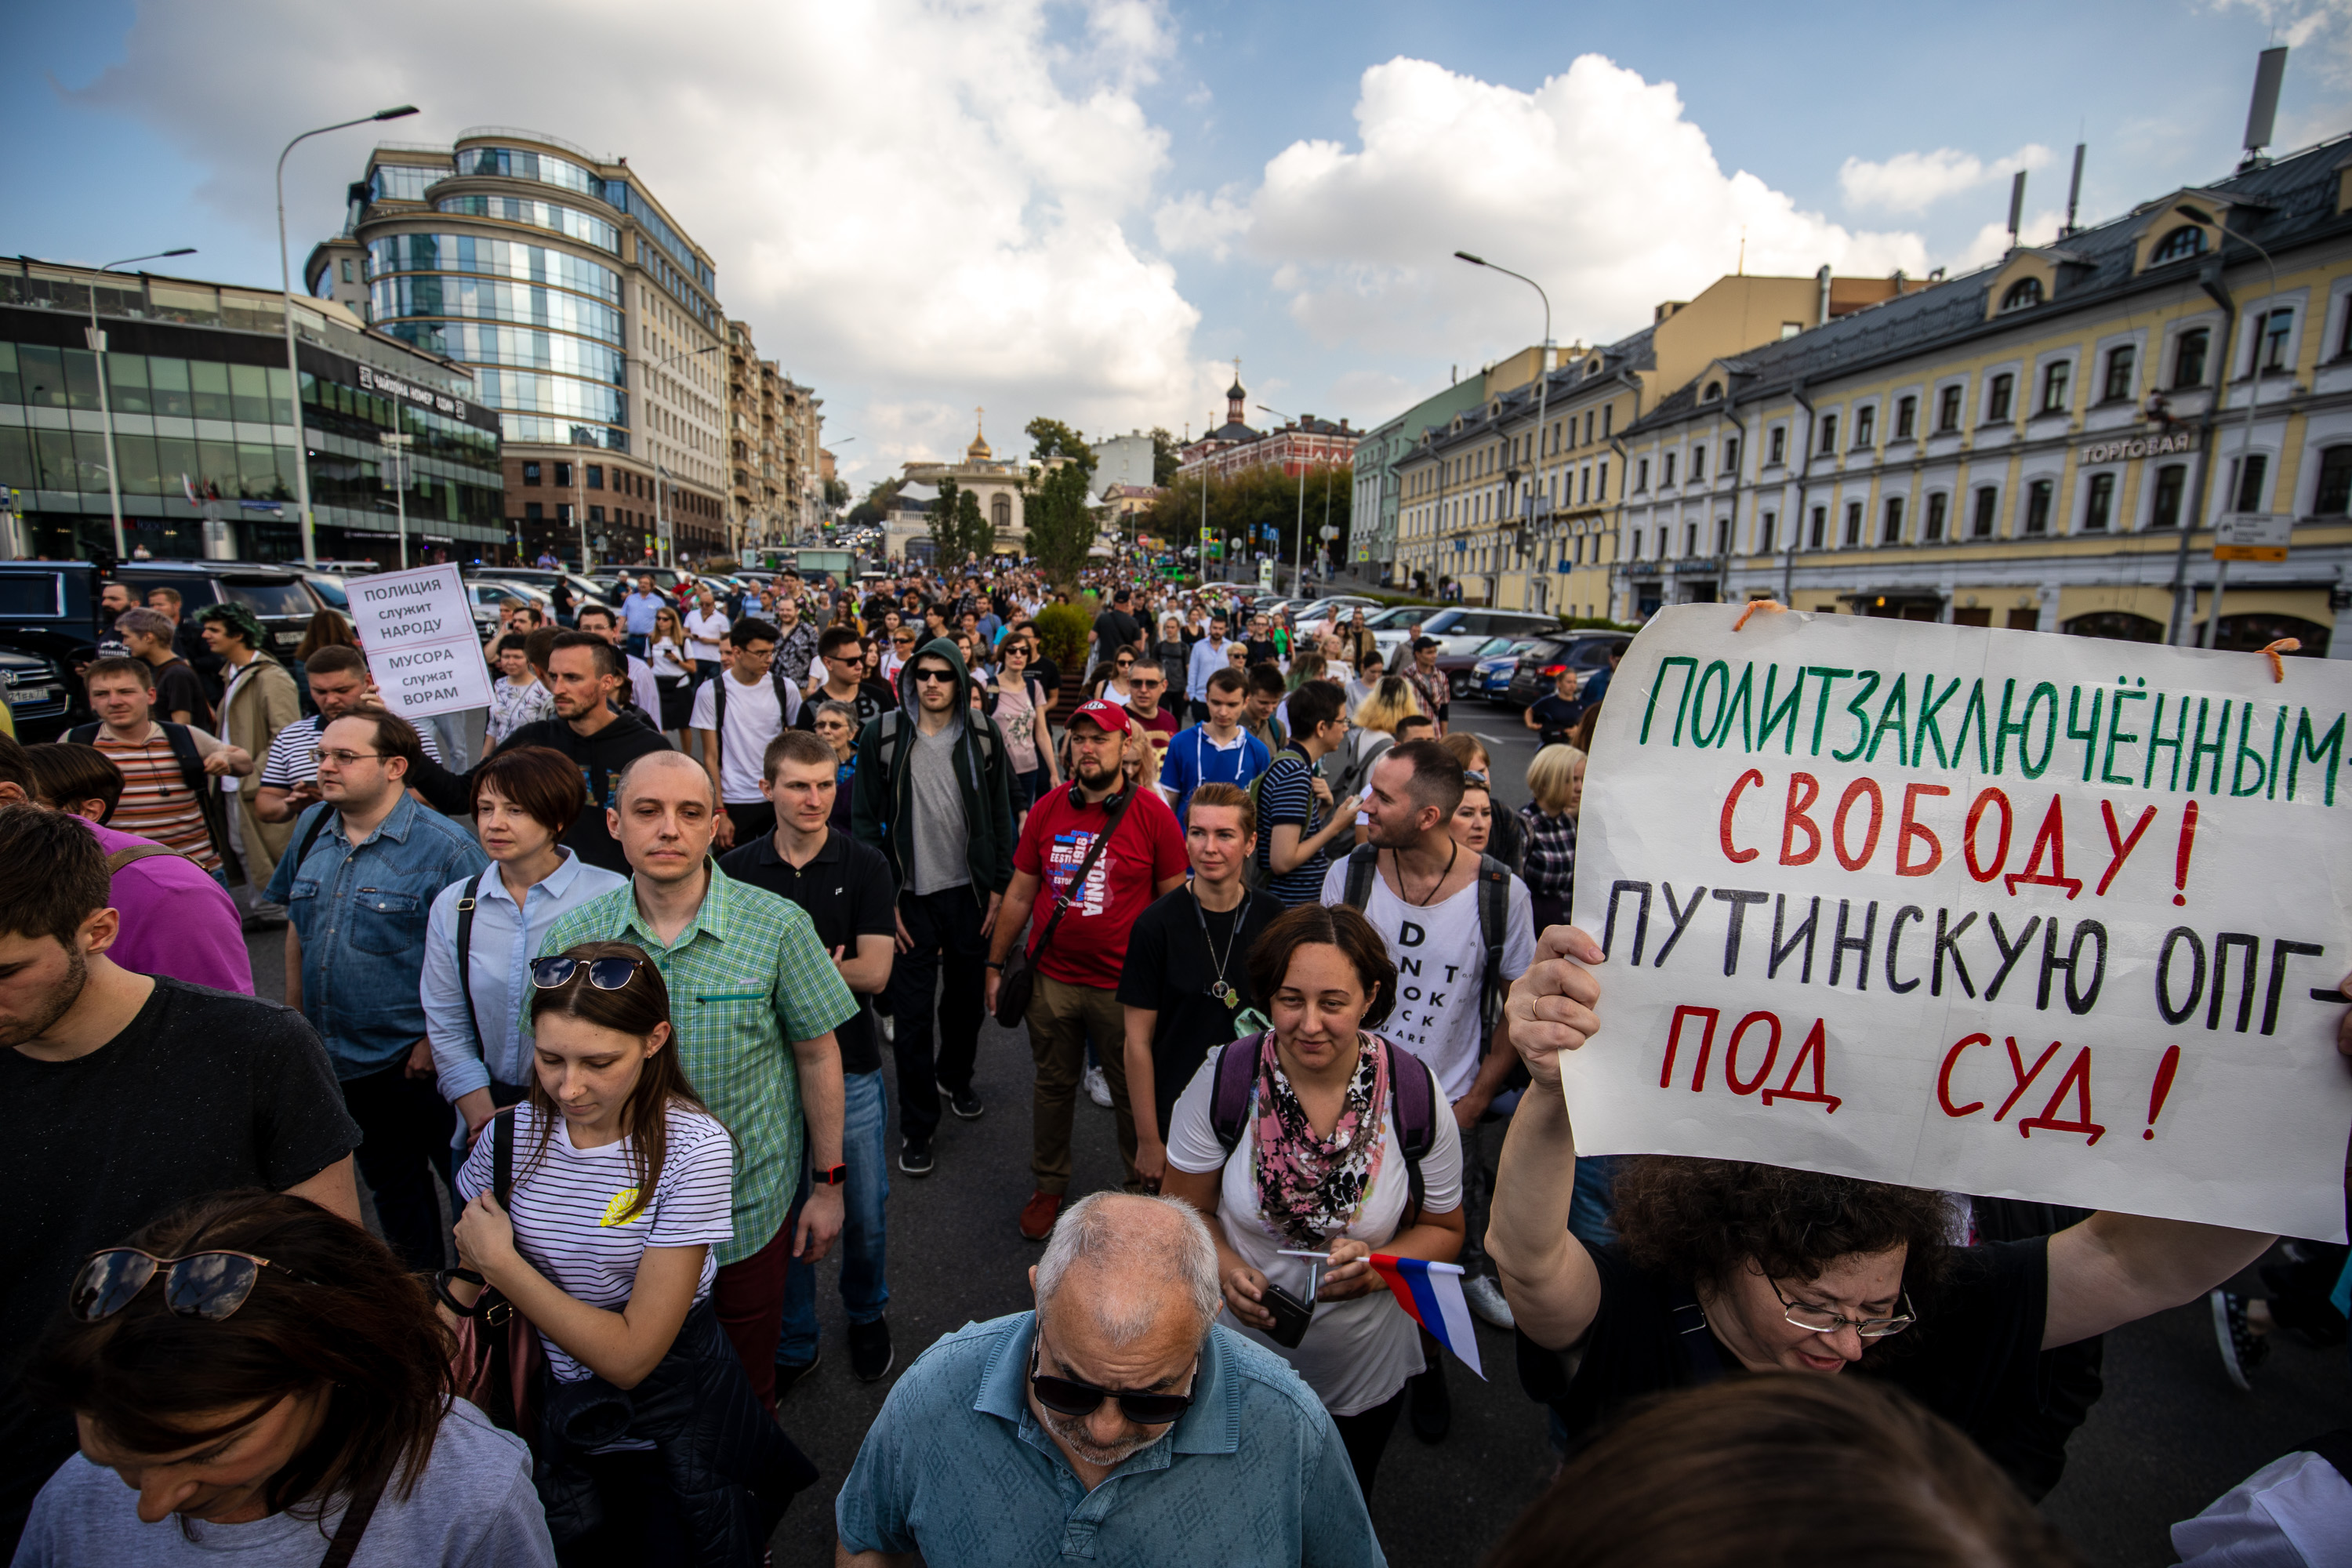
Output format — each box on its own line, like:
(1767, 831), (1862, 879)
(811, 1163), (849, 1186)
(985, 959), (1005, 970)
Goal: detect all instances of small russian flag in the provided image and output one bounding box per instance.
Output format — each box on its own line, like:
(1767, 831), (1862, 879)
(1369, 1254), (1485, 1379)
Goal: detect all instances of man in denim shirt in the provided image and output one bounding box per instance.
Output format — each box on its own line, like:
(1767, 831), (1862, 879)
(836, 1193), (1381, 1568)
(267, 710), (488, 1270)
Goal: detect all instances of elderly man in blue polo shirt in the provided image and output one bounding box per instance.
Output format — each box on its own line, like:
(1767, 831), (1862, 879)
(835, 1192), (1381, 1567)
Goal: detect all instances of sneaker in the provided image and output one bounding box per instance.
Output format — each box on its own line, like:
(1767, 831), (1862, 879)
(944, 1083), (984, 1120)
(1408, 1357), (1451, 1443)
(2211, 1290), (2270, 1390)
(848, 1316), (895, 1382)
(880, 1014), (895, 1044)
(775, 1344), (821, 1400)
(1083, 1065), (1112, 1108)
(240, 903), (288, 932)
(1465, 1274), (1515, 1330)
(898, 1138), (935, 1178)
(1020, 1190), (1065, 1241)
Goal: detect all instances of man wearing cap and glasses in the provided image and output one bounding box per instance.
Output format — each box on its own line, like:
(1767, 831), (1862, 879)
(834, 1192), (1377, 1567)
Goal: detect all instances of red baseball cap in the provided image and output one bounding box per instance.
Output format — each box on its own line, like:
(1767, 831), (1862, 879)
(1068, 699), (1131, 735)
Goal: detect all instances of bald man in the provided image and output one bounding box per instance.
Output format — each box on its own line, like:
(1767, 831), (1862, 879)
(543, 749), (858, 1414)
(833, 1192), (1381, 1566)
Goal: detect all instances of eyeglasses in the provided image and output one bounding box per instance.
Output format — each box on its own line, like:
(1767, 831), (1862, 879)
(530, 955), (645, 991)
(71, 1248), (316, 1323)
(1029, 1341), (1196, 1425)
(1769, 1278), (1916, 1338)
(312, 748), (382, 767)
(910, 667), (957, 684)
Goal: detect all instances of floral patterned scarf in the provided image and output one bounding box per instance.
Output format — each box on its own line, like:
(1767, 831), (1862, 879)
(1250, 1029), (1390, 1250)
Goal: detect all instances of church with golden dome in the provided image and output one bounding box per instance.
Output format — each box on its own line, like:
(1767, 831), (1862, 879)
(883, 409), (1033, 566)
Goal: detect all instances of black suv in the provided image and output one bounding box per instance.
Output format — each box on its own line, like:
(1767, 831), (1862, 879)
(111, 561), (325, 665)
(0, 561), (104, 742)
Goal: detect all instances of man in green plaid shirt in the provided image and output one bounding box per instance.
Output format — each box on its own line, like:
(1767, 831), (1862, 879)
(543, 750), (855, 1412)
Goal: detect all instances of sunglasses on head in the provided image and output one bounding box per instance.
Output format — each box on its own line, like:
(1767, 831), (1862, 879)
(71, 1247), (318, 1323)
(1029, 1341), (1196, 1425)
(531, 955), (644, 991)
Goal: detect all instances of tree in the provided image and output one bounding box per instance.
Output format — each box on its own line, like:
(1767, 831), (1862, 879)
(1025, 458), (1099, 585)
(822, 476), (851, 510)
(844, 476), (900, 531)
(1142, 463), (1354, 575)
(1025, 416), (1098, 477)
(929, 476), (991, 568)
(1149, 426), (1181, 487)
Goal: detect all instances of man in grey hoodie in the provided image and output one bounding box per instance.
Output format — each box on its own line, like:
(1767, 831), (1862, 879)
(851, 637), (1016, 1176)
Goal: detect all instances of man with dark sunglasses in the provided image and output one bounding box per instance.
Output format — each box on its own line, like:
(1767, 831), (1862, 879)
(834, 1192), (1377, 1566)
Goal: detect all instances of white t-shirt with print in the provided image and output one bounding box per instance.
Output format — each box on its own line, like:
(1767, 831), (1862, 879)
(1319, 856), (1537, 1101)
(1163, 1040), (1463, 1417)
(688, 670), (785, 804)
(456, 1100), (734, 1384)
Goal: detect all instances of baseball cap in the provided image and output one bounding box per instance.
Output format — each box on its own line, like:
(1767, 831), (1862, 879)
(1411, 636), (1442, 652)
(1069, 699), (1131, 734)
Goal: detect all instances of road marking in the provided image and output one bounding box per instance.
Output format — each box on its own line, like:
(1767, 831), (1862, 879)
(1475, 733), (1515, 747)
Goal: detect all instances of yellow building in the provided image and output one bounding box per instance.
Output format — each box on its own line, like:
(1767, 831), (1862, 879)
(1613, 133), (2352, 653)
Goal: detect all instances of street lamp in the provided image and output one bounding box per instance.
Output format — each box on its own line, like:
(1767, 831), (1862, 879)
(1256, 404), (1310, 591)
(1456, 250), (1554, 605)
(88, 248), (194, 558)
(2174, 202), (2278, 650)
(278, 104), (417, 568)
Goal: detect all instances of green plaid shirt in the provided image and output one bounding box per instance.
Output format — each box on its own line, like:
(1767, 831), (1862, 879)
(544, 863), (857, 1266)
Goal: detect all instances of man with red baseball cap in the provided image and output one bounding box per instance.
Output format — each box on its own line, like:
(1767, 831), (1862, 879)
(986, 699), (1189, 1240)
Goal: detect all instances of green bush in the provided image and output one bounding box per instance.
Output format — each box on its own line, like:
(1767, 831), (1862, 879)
(1033, 602), (1090, 673)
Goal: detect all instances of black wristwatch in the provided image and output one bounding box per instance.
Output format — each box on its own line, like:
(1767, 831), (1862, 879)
(811, 1163), (849, 1186)
(985, 959), (1005, 970)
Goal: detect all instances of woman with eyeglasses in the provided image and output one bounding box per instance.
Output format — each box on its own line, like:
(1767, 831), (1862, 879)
(16, 1189), (557, 1565)
(811, 700), (861, 833)
(1160, 905), (1465, 1501)
(447, 940), (812, 1563)
(982, 638), (1060, 827)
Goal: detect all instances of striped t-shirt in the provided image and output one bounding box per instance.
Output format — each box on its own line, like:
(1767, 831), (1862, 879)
(258, 713), (443, 791)
(455, 1098), (734, 1384)
(93, 727), (222, 870)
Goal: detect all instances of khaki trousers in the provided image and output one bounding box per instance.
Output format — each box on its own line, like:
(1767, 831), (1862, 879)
(1025, 973), (1139, 1195)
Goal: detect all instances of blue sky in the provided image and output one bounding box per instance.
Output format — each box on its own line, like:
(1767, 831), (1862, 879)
(4, 0), (2347, 485)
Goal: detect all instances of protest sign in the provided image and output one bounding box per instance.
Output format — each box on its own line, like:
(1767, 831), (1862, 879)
(345, 564), (492, 722)
(1565, 603), (2352, 1241)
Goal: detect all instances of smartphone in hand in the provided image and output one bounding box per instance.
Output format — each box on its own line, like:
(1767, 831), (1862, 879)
(1258, 1279), (1316, 1348)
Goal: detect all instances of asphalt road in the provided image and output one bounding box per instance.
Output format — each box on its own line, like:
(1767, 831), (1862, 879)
(241, 701), (2344, 1565)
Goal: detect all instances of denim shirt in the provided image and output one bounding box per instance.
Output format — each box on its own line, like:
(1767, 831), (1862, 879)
(266, 796), (491, 1080)
(836, 1312), (1382, 1568)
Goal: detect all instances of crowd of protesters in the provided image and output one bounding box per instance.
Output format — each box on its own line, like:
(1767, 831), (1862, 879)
(0, 556), (2343, 1566)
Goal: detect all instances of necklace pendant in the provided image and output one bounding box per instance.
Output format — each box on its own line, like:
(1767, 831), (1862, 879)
(1211, 980), (1238, 1007)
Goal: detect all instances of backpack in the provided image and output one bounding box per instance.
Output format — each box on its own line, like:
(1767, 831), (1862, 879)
(1339, 842), (1515, 1041)
(1209, 1031), (1439, 1226)
(866, 704), (1003, 791)
(1243, 742), (1314, 892)
(69, 720), (230, 863)
(709, 667), (802, 779)
(1331, 728), (1393, 804)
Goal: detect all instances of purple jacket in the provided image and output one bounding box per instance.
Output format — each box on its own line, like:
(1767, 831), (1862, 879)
(76, 817), (253, 994)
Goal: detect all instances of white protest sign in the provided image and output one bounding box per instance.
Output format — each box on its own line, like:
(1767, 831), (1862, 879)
(345, 564), (492, 722)
(1566, 604), (2352, 1241)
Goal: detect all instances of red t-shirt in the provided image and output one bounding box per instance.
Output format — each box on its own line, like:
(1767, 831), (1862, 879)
(1014, 785), (1189, 989)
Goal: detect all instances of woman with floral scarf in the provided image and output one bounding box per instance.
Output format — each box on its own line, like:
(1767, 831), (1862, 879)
(1162, 903), (1465, 1501)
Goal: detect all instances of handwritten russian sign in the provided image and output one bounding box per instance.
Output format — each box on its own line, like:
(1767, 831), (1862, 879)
(1565, 603), (2352, 1241)
(347, 564), (492, 722)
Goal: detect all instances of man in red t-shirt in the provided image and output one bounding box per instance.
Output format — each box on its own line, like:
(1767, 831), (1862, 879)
(987, 700), (1188, 1240)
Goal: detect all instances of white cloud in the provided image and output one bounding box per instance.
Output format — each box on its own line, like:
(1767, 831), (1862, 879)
(1154, 187), (1251, 260)
(2209, 0), (2352, 83)
(68, 0), (1225, 485)
(1838, 143), (2053, 214)
(1173, 55), (1932, 362)
(1950, 208), (2068, 271)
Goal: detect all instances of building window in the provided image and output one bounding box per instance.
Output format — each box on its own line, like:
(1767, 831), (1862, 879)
(1819, 413), (1839, 454)
(1853, 405), (1875, 448)
(1600, 407), (1611, 439)
(2102, 345), (2136, 402)
(1973, 487), (1998, 539)
(1585, 412), (1597, 444)
(1882, 495), (1904, 544)
(557, 503), (573, 524)
(1768, 425), (1786, 466)
(1937, 385), (1962, 433)
(2083, 471), (2115, 532)
(1690, 446), (1706, 482)
(2024, 478), (2053, 535)
(2174, 328), (2210, 389)
(586, 464), (604, 489)
(2040, 360), (2071, 415)
(339, 259), (355, 283)
(1704, 381), (1722, 401)
(1579, 467), (1591, 504)
(1894, 396), (1916, 440)
(2151, 225), (2206, 265)
(524, 501), (543, 521)
(1760, 511), (1777, 553)
(1630, 528), (1643, 559)
(1925, 492), (1947, 541)
(2340, 302), (2352, 360)
(2258, 308), (2295, 373)
(1661, 452), (1676, 486)
(554, 462), (572, 487)
(1809, 506), (1827, 549)
(1596, 461), (1608, 500)
(522, 461), (542, 485)
(2150, 463), (2187, 528)
(2233, 452), (2269, 512)
(2001, 277), (2044, 311)
(1843, 502), (1863, 546)
(1724, 437), (1739, 474)
(2317, 447), (2352, 515)
(1986, 374), (2014, 423)
(992, 493), (1011, 531)
(1686, 522), (1700, 557)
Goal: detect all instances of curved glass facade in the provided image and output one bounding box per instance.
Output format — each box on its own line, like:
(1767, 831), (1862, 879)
(381, 321), (625, 383)
(366, 234), (619, 303)
(471, 368), (626, 424)
(370, 164), (445, 203)
(456, 144), (601, 199)
(500, 412), (630, 452)
(435, 194), (619, 253)
(369, 276), (622, 344)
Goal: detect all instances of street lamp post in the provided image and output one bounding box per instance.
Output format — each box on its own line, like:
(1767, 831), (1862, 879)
(87, 249), (195, 559)
(278, 105), (417, 568)
(2177, 203), (2278, 651)
(1455, 251), (1553, 608)
(377, 431), (412, 568)
(1256, 404), (1309, 593)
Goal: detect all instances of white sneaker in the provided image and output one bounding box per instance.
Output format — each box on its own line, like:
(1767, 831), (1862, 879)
(1465, 1274), (1515, 1330)
(1083, 1064), (1112, 1108)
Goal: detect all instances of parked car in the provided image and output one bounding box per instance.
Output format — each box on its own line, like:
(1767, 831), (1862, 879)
(1436, 635), (1523, 699)
(1372, 606), (1560, 663)
(1475, 637), (1549, 700)
(1504, 630), (1632, 708)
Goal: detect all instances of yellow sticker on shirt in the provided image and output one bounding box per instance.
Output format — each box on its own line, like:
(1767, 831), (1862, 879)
(598, 1189), (644, 1228)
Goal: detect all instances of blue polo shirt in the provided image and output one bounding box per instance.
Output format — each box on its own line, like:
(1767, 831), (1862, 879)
(836, 1312), (1381, 1568)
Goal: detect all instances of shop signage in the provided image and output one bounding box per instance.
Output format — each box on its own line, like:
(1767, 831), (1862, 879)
(2214, 512), (2292, 563)
(356, 364), (470, 422)
(2078, 431), (2195, 464)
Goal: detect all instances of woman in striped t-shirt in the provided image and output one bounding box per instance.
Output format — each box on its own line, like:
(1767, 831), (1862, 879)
(449, 941), (811, 1563)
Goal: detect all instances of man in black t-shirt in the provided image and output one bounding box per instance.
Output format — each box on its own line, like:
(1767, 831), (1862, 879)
(1117, 783), (1280, 1185)
(1090, 588), (1143, 678)
(1525, 665), (1581, 748)
(719, 728), (899, 1388)
(0, 803), (360, 1555)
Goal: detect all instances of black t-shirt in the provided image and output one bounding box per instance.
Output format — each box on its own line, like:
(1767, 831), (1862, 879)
(1115, 886), (1283, 1135)
(1030, 655), (1063, 702)
(1243, 637), (1279, 667)
(1093, 609), (1141, 657)
(150, 657), (213, 727)
(717, 829), (898, 1074)
(1516, 1237), (2074, 1500)
(0, 978), (360, 1545)
(1530, 692), (1578, 746)
(415, 710), (673, 874)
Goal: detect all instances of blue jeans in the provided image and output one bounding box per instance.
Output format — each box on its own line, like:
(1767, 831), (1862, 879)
(779, 1069), (891, 1366)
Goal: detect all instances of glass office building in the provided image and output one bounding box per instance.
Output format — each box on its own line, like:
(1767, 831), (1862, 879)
(0, 259), (503, 564)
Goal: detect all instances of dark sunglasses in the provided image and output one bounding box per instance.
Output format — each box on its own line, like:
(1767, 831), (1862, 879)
(909, 667), (957, 684)
(71, 1247), (317, 1323)
(1029, 1342), (1195, 1425)
(531, 955), (645, 991)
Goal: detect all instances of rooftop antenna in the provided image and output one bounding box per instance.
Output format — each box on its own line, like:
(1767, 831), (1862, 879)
(2241, 45), (2288, 170)
(2006, 169), (2027, 250)
(1737, 226), (1747, 276)
(2062, 143), (2085, 237)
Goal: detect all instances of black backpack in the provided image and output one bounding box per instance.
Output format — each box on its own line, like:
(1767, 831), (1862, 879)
(67, 720), (229, 862)
(1209, 1031), (1440, 1225)
(708, 667), (802, 779)
(1338, 842), (1515, 1040)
